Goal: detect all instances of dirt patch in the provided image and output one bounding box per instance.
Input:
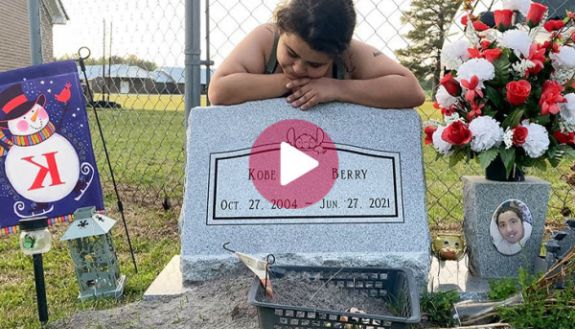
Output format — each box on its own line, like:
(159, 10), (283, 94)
(49, 274), (260, 329)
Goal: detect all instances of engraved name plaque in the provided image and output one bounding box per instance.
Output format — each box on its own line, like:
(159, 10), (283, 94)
(207, 144), (403, 225)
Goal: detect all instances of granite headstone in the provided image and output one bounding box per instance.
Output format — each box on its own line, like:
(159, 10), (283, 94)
(181, 99), (430, 284)
(463, 176), (550, 278)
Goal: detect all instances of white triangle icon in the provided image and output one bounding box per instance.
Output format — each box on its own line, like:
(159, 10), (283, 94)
(280, 142), (319, 186)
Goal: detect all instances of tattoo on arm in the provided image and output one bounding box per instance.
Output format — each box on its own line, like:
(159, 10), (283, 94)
(373, 50), (383, 57)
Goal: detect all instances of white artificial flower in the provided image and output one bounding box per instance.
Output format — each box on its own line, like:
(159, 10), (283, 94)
(456, 58), (496, 88)
(560, 121), (575, 133)
(551, 46), (575, 70)
(560, 93), (575, 125)
(500, 30), (532, 58)
(503, 127), (514, 149)
(432, 126), (452, 155)
(441, 40), (471, 70)
(502, 0), (531, 16)
(444, 112), (462, 124)
(511, 59), (536, 76)
(522, 121), (550, 158)
(435, 86), (459, 109)
(468, 116), (504, 152)
(551, 68), (575, 85)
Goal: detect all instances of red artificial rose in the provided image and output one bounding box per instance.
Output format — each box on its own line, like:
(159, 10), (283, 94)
(480, 40), (492, 49)
(512, 126), (528, 146)
(441, 121), (472, 145)
(473, 20), (490, 31)
(441, 73), (462, 97)
(539, 80), (566, 115)
(483, 49), (502, 62)
(506, 80), (531, 105)
(542, 40), (560, 53)
(554, 131), (575, 144)
(527, 44), (546, 76)
(526, 2), (547, 27)
(544, 20), (565, 32)
(461, 15), (469, 26)
(442, 106), (456, 116)
(494, 9), (514, 30)
(468, 48), (482, 59)
(424, 125), (437, 145)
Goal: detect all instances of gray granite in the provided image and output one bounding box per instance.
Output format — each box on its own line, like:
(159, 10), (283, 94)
(181, 99), (430, 283)
(462, 176), (550, 278)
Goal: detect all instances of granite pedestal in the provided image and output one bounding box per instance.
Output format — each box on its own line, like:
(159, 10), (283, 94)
(463, 176), (550, 278)
(181, 99), (431, 285)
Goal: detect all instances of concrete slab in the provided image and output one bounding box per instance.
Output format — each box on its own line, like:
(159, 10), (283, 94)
(143, 255), (188, 301)
(428, 255), (490, 301)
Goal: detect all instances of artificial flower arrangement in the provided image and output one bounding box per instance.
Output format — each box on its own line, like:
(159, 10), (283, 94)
(425, 0), (575, 180)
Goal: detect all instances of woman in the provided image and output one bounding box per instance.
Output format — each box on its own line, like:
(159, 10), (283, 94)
(208, 0), (425, 110)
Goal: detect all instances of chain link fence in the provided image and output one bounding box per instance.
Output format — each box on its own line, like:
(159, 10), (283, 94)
(53, 0), (574, 227)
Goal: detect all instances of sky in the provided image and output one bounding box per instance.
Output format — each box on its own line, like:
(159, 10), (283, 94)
(53, 0), (418, 69)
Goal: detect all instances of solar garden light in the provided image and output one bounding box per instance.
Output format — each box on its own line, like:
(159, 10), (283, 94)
(18, 216), (51, 325)
(60, 206), (125, 300)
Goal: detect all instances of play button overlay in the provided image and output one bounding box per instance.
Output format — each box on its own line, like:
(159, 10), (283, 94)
(280, 142), (318, 186)
(249, 119), (338, 209)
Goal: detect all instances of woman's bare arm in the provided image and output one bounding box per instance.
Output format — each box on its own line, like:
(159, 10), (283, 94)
(336, 40), (426, 108)
(208, 24), (291, 105)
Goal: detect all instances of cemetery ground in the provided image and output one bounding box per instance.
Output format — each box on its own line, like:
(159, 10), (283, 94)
(0, 101), (573, 329)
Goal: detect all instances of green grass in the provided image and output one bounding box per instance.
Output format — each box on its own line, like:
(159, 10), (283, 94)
(93, 93), (208, 111)
(0, 207), (180, 329)
(1, 98), (574, 328)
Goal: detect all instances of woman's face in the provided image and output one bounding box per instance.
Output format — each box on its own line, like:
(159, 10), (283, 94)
(497, 210), (524, 244)
(277, 32), (333, 80)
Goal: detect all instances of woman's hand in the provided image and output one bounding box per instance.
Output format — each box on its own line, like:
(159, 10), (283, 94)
(286, 78), (338, 110)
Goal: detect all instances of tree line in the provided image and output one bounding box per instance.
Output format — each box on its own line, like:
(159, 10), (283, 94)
(396, 0), (463, 99)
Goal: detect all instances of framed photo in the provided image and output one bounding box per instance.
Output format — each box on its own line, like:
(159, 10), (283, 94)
(490, 199), (533, 256)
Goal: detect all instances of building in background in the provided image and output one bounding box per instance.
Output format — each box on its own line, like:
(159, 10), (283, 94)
(82, 64), (157, 94)
(0, 0), (68, 72)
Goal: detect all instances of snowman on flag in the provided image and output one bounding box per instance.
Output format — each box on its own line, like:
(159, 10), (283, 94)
(0, 83), (95, 218)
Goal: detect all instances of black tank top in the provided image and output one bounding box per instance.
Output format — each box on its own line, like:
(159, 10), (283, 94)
(265, 33), (345, 80)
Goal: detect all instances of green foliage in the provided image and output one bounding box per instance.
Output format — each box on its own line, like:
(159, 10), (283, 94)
(496, 268), (575, 328)
(420, 290), (460, 327)
(499, 147), (516, 178)
(478, 147), (499, 169)
(396, 0), (463, 96)
(501, 109), (525, 129)
(491, 54), (511, 87)
(488, 278), (519, 300)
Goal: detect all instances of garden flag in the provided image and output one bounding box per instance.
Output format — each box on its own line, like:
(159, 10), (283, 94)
(0, 60), (104, 235)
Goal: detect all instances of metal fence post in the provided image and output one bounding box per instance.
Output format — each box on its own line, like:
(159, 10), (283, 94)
(27, 0), (43, 65)
(185, 0), (202, 128)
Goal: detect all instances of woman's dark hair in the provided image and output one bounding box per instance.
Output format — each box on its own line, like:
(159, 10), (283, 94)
(274, 0), (356, 58)
(495, 202), (524, 225)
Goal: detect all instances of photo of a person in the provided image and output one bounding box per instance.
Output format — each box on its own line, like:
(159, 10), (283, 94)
(490, 199), (533, 256)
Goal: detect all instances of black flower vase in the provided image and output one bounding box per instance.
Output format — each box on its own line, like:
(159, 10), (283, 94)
(485, 155), (525, 182)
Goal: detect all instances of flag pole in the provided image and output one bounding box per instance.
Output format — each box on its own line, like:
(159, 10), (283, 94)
(77, 47), (138, 273)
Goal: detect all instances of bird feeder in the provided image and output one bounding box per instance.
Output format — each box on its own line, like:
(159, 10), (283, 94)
(61, 206), (125, 300)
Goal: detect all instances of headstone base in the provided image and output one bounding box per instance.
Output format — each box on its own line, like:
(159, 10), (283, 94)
(463, 176), (550, 279)
(181, 252), (430, 291)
